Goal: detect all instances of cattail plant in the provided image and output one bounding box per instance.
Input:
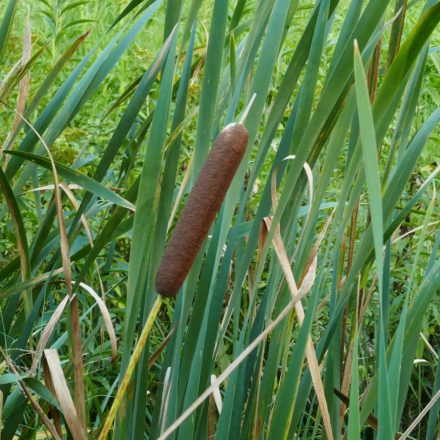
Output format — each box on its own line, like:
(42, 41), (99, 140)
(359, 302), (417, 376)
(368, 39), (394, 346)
(156, 122), (249, 296)
(99, 122), (248, 439)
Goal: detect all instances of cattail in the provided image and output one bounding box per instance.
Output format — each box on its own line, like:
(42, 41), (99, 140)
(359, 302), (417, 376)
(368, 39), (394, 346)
(156, 123), (249, 297)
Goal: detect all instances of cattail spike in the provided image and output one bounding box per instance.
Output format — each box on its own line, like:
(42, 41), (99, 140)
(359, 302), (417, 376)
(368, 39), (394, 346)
(156, 123), (249, 297)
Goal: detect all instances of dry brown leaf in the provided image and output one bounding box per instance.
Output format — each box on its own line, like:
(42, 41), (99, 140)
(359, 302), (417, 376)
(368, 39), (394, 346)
(42, 361), (64, 438)
(263, 154), (333, 440)
(265, 216), (333, 440)
(263, 217), (299, 299)
(43, 349), (87, 440)
(77, 282), (118, 361)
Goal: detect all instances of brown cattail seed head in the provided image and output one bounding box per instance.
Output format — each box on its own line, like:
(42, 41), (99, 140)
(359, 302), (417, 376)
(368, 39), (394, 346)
(155, 123), (249, 297)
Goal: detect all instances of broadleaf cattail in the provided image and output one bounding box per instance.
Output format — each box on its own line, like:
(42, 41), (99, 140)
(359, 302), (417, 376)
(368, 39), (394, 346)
(156, 123), (249, 297)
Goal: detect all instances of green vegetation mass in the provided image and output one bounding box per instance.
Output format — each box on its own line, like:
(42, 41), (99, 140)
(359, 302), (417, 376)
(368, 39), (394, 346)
(0, 0), (439, 439)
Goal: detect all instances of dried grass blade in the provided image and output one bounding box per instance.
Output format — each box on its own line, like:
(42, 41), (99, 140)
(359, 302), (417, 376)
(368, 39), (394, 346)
(43, 349), (86, 440)
(77, 282), (118, 361)
(264, 217), (333, 440)
(31, 295), (70, 375)
(61, 183), (105, 295)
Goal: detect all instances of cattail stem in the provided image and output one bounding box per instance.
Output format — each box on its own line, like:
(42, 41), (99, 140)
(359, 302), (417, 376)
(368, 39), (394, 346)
(99, 296), (163, 440)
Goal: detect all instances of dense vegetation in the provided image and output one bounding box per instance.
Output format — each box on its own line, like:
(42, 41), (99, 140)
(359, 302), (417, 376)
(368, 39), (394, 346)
(0, 0), (439, 438)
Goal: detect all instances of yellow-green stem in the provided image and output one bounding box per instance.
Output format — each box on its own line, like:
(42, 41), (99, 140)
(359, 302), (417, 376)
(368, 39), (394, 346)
(99, 295), (163, 440)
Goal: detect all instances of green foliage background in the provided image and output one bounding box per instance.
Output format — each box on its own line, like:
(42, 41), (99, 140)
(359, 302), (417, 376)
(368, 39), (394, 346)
(0, 0), (439, 438)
